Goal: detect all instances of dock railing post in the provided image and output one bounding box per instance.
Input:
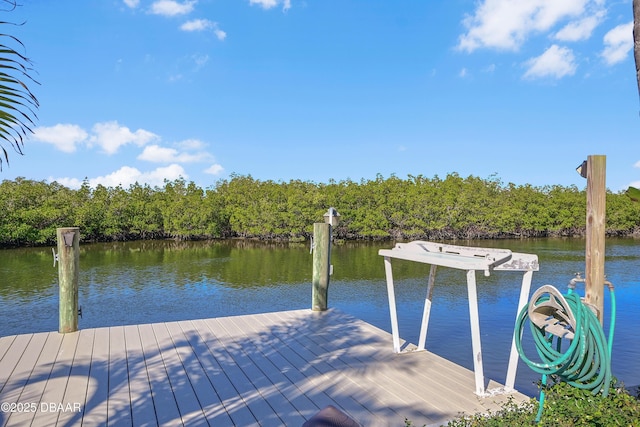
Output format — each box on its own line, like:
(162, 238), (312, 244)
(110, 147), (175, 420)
(312, 222), (331, 311)
(312, 208), (340, 311)
(57, 227), (80, 333)
(584, 155), (606, 325)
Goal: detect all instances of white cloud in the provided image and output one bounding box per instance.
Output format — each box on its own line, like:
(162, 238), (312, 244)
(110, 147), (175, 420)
(601, 22), (633, 66)
(250, 0), (277, 9)
(204, 164), (224, 175)
(177, 138), (207, 150)
(91, 164), (186, 188)
(51, 176), (83, 189)
(523, 44), (577, 79)
(123, 0), (140, 8)
(138, 144), (212, 163)
(138, 145), (178, 162)
(554, 11), (605, 42)
(31, 124), (89, 153)
(51, 165), (187, 189)
(458, 0), (598, 52)
(634, 160), (640, 168)
(89, 121), (159, 155)
(250, 0), (291, 11)
(214, 28), (227, 41)
(459, 68), (469, 78)
(181, 19), (226, 39)
(150, 0), (195, 17)
(181, 18), (209, 31)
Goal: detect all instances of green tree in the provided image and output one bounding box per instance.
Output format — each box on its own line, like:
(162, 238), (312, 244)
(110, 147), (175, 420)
(160, 178), (212, 239)
(127, 182), (163, 240)
(0, 0), (39, 170)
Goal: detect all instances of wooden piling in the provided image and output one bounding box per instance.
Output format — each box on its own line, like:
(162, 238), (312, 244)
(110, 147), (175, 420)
(57, 227), (80, 333)
(312, 222), (331, 311)
(584, 155), (606, 324)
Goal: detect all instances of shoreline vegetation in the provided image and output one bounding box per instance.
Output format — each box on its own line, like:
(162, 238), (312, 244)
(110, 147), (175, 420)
(2, 173), (640, 248)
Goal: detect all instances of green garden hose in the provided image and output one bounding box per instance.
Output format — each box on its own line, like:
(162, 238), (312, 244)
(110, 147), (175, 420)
(514, 281), (616, 422)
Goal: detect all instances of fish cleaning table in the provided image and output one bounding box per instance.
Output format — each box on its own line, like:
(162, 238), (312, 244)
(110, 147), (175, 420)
(379, 241), (539, 396)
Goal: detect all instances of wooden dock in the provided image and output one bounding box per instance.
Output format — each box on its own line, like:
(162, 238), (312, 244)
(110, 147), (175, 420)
(0, 309), (528, 427)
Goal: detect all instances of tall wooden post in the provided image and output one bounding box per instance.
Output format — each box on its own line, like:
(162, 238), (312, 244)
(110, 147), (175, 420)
(312, 222), (331, 311)
(584, 155), (606, 324)
(57, 227), (80, 333)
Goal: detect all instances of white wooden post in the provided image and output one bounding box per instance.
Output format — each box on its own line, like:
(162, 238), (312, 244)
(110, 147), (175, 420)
(466, 269), (485, 395)
(417, 265), (437, 351)
(383, 256), (402, 353)
(505, 270), (534, 391)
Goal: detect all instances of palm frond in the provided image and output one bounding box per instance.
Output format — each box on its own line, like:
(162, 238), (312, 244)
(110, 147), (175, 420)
(0, 7), (39, 170)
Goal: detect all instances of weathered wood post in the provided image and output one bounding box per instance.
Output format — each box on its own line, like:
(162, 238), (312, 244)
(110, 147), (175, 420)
(57, 227), (80, 333)
(312, 208), (340, 311)
(584, 155), (606, 324)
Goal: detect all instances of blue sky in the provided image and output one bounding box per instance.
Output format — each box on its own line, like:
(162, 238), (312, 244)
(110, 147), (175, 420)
(2, 0), (638, 191)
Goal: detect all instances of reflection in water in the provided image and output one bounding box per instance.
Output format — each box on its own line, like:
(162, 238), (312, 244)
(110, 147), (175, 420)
(1, 237), (638, 397)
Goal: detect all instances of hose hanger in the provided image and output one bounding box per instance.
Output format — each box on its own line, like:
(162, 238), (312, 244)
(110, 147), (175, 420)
(528, 285), (577, 340)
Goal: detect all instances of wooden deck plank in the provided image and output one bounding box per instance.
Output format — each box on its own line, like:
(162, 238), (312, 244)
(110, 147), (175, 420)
(251, 311), (407, 425)
(226, 315), (325, 420)
(327, 313), (515, 416)
(268, 310), (520, 424)
(240, 311), (390, 426)
(0, 334), (32, 393)
(29, 331), (80, 427)
(297, 312), (476, 395)
(202, 317), (284, 426)
(82, 327), (110, 427)
(0, 333), (49, 427)
(0, 309), (529, 427)
(212, 315), (308, 426)
(0, 333), (48, 402)
(123, 324), (158, 427)
(183, 319), (259, 427)
(261, 311), (429, 425)
(137, 322), (181, 427)
(56, 328), (94, 427)
(296, 309), (509, 407)
(151, 322), (206, 426)
(108, 326), (133, 426)
(2, 332), (64, 427)
(0, 335), (17, 365)
(165, 321), (235, 427)
(260, 312), (425, 423)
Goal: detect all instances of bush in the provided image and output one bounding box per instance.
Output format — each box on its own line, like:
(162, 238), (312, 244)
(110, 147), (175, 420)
(426, 381), (640, 427)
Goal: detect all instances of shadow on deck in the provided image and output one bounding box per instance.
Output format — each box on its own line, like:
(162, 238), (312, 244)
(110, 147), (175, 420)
(0, 309), (527, 426)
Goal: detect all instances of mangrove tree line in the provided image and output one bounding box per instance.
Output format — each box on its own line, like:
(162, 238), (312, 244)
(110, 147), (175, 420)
(1, 173), (640, 247)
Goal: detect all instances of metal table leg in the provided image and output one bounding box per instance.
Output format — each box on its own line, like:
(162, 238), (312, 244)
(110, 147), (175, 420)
(383, 256), (402, 353)
(467, 269), (485, 395)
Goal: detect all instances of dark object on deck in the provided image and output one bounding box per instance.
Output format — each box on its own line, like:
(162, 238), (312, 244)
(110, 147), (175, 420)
(302, 405), (361, 427)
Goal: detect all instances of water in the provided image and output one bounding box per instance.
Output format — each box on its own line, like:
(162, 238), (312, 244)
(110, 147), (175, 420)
(1, 238), (638, 397)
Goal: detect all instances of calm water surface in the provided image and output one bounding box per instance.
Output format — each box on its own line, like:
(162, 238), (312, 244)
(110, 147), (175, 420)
(1, 238), (638, 397)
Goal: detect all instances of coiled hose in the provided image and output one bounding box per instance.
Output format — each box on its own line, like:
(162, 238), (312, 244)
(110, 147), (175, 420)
(514, 282), (616, 422)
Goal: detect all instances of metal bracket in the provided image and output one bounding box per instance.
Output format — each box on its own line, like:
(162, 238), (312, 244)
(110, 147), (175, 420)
(52, 248), (59, 267)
